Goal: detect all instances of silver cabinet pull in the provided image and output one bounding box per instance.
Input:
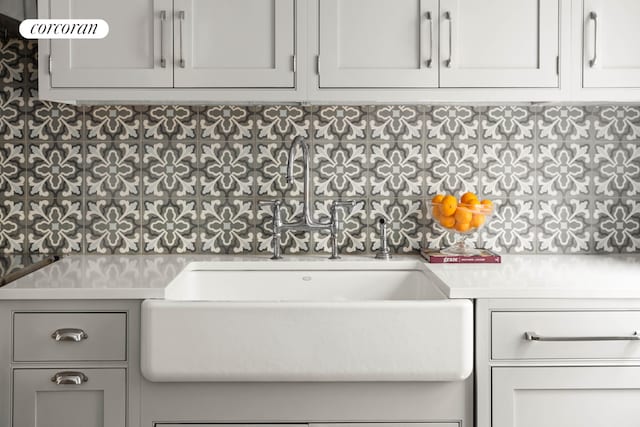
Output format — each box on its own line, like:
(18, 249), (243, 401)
(178, 10), (185, 68)
(589, 11), (598, 67)
(159, 10), (167, 68)
(51, 371), (88, 385)
(524, 331), (640, 342)
(444, 11), (453, 68)
(51, 328), (88, 342)
(424, 11), (433, 68)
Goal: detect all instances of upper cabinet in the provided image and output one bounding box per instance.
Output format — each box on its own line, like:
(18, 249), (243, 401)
(49, 0), (173, 88)
(318, 0), (438, 88)
(173, 0), (295, 88)
(317, 0), (559, 89)
(582, 0), (640, 88)
(439, 0), (559, 88)
(37, 0), (640, 102)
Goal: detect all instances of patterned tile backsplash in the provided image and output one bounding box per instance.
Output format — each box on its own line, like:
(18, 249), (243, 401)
(1, 38), (639, 255)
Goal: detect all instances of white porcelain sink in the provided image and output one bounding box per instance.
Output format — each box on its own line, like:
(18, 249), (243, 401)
(141, 259), (473, 383)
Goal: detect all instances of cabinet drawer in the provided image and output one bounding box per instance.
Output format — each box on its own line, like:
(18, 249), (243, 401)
(492, 311), (640, 360)
(13, 312), (126, 362)
(13, 368), (126, 427)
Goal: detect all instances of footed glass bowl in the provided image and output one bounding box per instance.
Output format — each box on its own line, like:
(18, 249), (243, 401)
(427, 200), (494, 255)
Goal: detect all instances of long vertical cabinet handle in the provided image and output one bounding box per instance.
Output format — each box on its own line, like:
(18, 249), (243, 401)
(178, 10), (185, 68)
(444, 11), (453, 68)
(159, 10), (167, 68)
(589, 11), (598, 67)
(424, 12), (433, 68)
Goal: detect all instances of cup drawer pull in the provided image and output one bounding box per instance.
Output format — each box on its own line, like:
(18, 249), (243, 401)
(51, 371), (88, 385)
(524, 331), (640, 342)
(51, 328), (88, 342)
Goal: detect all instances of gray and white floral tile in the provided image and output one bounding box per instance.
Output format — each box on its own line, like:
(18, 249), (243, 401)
(593, 199), (640, 253)
(313, 142), (367, 197)
(426, 106), (479, 141)
(26, 100), (82, 141)
(313, 106), (367, 141)
(480, 106), (535, 141)
(142, 141), (197, 197)
(256, 105), (310, 141)
(480, 142), (535, 197)
(200, 199), (254, 254)
(369, 105), (423, 141)
(27, 141), (82, 198)
(537, 106), (592, 141)
(85, 105), (140, 141)
(0, 38), (25, 86)
(200, 105), (253, 141)
(28, 199), (83, 253)
(142, 105), (197, 140)
(0, 199), (25, 253)
(255, 142), (303, 197)
(199, 141), (254, 197)
(369, 198), (423, 253)
(593, 142), (640, 197)
(85, 199), (140, 254)
(0, 142), (25, 197)
(537, 142), (591, 197)
(536, 198), (592, 253)
(85, 141), (140, 198)
(312, 199), (367, 254)
(0, 86), (24, 140)
(370, 141), (423, 197)
(256, 199), (310, 254)
(142, 199), (198, 253)
(425, 141), (479, 195)
(480, 198), (536, 253)
(593, 106), (640, 141)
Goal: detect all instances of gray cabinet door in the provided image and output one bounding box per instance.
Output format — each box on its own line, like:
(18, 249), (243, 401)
(319, 0), (438, 88)
(49, 0), (173, 88)
(439, 0), (559, 88)
(13, 368), (126, 427)
(583, 0), (640, 88)
(173, 0), (295, 88)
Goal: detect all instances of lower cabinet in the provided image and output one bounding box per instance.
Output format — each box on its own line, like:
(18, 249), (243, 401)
(13, 368), (126, 427)
(493, 365), (640, 427)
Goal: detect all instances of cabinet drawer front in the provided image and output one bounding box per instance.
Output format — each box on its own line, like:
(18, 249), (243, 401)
(492, 311), (640, 360)
(13, 368), (126, 427)
(14, 313), (126, 362)
(493, 367), (640, 427)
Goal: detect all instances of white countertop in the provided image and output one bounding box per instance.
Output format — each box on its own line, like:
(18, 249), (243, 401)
(1, 254), (639, 300)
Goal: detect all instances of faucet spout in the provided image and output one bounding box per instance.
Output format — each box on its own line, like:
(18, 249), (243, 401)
(286, 136), (318, 226)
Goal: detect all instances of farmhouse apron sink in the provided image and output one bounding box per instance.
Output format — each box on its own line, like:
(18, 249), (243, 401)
(141, 259), (472, 382)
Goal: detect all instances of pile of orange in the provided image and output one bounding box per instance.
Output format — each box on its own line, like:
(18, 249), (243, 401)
(431, 192), (493, 233)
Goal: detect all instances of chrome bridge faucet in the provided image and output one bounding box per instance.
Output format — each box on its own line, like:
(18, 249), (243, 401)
(260, 136), (355, 260)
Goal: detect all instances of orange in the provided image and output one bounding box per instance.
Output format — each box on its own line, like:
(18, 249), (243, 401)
(454, 207), (473, 224)
(439, 215), (456, 229)
(455, 221), (471, 232)
(432, 205), (441, 221)
(465, 199), (481, 213)
(470, 213), (486, 228)
(480, 199), (494, 213)
(461, 192), (479, 204)
(431, 194), (445, 204)
(441, 195), (458, 217)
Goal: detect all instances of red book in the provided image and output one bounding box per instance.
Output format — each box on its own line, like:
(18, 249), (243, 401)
(420, 248), (501, 264)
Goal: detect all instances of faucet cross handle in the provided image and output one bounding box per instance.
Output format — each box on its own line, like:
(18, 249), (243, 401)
(259, 200), (284, 260)
(328, 200), (356, 260)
